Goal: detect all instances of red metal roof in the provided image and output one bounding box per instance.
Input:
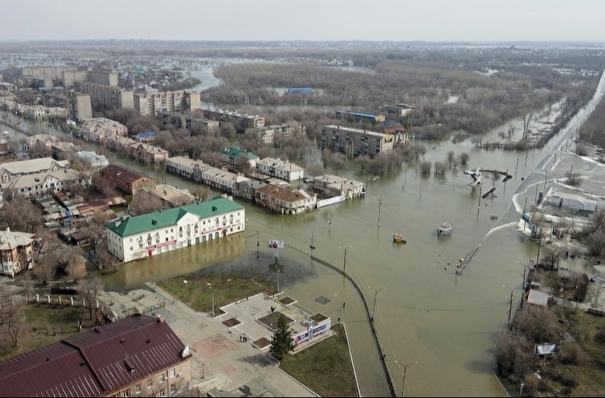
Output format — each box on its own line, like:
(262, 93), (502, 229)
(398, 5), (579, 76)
(0, 314), (190, 397)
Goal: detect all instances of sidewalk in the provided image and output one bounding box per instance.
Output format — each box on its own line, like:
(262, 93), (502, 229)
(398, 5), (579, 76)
(97, 285), (318, 397)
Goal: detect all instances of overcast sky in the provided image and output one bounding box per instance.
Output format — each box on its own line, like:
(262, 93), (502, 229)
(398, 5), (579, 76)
(1, 0), (603, 43)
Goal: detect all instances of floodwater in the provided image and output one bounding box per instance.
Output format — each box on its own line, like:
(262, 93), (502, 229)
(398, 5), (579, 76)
(2, 69), (604, 396)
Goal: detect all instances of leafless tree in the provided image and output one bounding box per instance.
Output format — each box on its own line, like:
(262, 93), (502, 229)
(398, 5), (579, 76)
(459, 152), (470, 165)
(190, 185), (212, 202)
(129, 193), (167, 216)
(306, 163), (323, 177)
(77, 277), (104, 322)
(0, 287), (28, 347)
(419, 161), (432, 175)
(434, 161), (447, 175)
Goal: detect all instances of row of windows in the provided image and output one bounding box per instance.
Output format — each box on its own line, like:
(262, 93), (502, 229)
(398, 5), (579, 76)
(115, 368), (178, 397)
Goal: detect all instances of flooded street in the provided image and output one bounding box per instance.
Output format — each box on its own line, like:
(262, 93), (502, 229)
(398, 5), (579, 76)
(2, 71), (604, 396)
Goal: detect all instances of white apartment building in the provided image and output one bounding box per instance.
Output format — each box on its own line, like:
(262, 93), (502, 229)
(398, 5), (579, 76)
(105, 198), (245, 262)
(134, 91), (201, 116)
(256, 158), (304, 182)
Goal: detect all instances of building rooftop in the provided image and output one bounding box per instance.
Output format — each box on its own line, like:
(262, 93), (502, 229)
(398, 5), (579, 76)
(101, 164), (150, 184)
(0, 157), (69, 175)
(106, 197), (244, 237)
(0, 229), (34, 250)
(0, 314), (190, 397)
(324, 125), (388, 138)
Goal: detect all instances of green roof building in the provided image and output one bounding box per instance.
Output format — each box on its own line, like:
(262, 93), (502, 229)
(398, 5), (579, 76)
(105, 197), (245, 262)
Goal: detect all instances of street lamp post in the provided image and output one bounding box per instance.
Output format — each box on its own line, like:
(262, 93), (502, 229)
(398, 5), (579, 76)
(504, 285), (522, 323)
(310, 230), (316, 256)
(256, 229), (259, 259)
(369, 286), (386, 321)
(395, 360), (418, 397)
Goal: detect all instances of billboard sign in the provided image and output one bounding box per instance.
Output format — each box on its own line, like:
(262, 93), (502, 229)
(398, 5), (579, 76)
(268, 240), (285, 249)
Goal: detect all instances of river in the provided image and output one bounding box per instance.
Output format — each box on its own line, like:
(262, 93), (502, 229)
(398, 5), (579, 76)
(1, 67), (604, 396)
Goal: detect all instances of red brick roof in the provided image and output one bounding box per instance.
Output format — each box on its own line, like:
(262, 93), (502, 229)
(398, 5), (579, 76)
(0, 314), (190, 397)
(101, 164), (149, 184)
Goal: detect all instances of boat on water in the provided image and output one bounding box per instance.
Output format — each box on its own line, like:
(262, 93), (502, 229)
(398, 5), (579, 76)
(3, 131), (10, 136)
(393, 234), (407, 244)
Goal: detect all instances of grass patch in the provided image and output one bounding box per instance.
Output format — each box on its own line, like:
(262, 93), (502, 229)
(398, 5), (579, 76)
(0, 304), (94, 361)
(157, 272), (275, 313)
(280, 324), (357, 397)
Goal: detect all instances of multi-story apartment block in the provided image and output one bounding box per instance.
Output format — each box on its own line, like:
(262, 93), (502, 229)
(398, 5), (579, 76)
(67, 91), (93, 120)
(105, 197), (245, 262)
(165, 156), (205, 179)
(202, 108), (265, 130)
(87, 69), (119, 86)
(335, 110), (386, 123)
(81, 82), (134, 110)
(0, 314), (192, 397)
(245, 122), (306, 144)
(157, 112), (219, 134)
(134, 91), (201, 116)
(256, 158), (304, 182)
(321, 125), (394, 158)
(0, 228), (35, 277)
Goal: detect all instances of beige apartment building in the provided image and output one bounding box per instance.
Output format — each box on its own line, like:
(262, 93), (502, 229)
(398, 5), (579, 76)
(321, 124), (394, 158)
(134, 90), (201, 116)
(67, 91), (93, 120)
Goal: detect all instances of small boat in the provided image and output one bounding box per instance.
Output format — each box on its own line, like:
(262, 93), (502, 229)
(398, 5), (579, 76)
(372, 175), (380, 181)
(393, 234), (407, 244)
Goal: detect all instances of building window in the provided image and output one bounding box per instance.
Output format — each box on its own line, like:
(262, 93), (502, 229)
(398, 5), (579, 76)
(159, 373), (166, 383)
(147, 380), (153, 389)
(169, 369), (176, 378)
(134, 384), (141, 394)
(170, 384), (177, 394)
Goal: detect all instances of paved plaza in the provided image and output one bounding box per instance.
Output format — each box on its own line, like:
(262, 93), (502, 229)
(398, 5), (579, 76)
(97, 285), (333, 396)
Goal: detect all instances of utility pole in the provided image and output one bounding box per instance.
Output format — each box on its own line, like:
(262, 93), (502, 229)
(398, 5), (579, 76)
(377, 197), (384, 227)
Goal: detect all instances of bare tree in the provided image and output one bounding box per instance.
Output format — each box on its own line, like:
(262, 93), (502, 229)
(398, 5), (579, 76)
(77, 277), (104, 322)
(0, 287), (28, 347)
(459, 152), (470, 165)
(129, 193), (167, 216)
(190, 185), (212, 202)
(419, 161), (432, 175)
(306, 163), (323, 177)
(434, 161), (447, 175)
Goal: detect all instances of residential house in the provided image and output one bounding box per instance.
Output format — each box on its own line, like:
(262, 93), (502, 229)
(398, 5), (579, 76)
(312, 174), (365, 199)
(82, 117), (128, 143)
(200, 167), (239, 194)
(255, 186), (316, 214)
(50, 141), (81, 161)
(75, 150), (109, 169)
(236, 179), (269, 201)
(166, 156), (206, 179)
(0, 314), (192, 397)
(383, 127), (410, 144)
(219, 147), (260, 171)
(129, 142), (169, 164)
(0, 228), (34, 277)
(256, 157), (304, 182)
(105, 197), (245, 262)
(101, 164), (155, 195)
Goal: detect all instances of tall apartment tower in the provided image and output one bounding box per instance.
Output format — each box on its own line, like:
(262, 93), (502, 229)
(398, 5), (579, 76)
(134, 91), (201, 116)
(67, 91), (93, 120)
(80, 82), (134, 110)
(88, 70), (119, 86)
